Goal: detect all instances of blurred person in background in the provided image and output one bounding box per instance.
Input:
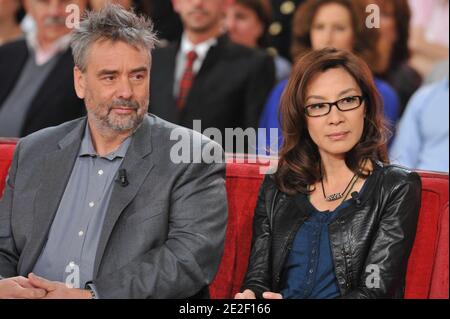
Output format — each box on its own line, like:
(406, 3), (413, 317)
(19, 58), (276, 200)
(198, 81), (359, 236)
(390, 77), (449, 173)
(150, 0), (275, 153)
(408, 0), (449, 78)
(226, 0), (291, 82)
(371, 0), (422, 117)
(258, 0), (400, 154)
(0, 0), (87, 138)
(89, 0), (182, 44)
(0, 0), (24, 46)
(425, 59), (449, 85)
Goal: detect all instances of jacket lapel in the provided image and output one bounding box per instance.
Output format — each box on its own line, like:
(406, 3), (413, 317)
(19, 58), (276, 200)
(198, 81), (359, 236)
(19, 120), (86, 275)
(150, 44), (178, 122)
(271, 194), (311, 284)
(22, 49), (74, 131)
(179, 36), (223, 120)
(93, 117), (155, 277)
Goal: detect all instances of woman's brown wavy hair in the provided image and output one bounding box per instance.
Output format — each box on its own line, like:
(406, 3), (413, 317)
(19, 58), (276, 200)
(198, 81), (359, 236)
(274, 48), (389, 195)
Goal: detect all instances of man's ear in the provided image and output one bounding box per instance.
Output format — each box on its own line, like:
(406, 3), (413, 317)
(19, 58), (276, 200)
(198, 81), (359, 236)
(73, 66), (86, 99)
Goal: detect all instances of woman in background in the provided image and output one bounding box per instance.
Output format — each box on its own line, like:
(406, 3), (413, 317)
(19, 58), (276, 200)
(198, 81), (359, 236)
(236, 48), (421, 299)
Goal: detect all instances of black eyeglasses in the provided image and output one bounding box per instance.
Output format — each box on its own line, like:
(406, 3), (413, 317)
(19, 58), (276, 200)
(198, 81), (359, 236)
(304, 95), (365, 117)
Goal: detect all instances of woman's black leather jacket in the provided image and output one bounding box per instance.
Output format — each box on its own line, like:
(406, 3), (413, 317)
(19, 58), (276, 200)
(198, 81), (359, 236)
(241, 162), (422, 299)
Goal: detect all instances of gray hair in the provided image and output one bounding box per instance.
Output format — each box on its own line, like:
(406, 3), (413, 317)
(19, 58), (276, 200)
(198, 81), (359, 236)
(70, 4), (159, 72)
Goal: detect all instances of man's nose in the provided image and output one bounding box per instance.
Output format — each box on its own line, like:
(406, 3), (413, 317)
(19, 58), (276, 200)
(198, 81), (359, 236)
(116, 78), (133, 100)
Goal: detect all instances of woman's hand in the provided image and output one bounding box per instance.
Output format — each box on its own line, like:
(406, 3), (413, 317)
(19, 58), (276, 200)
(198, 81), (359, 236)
(234, 289), (283, 299)
(262, 292), (283, 299)
(234, 289), (256, 299)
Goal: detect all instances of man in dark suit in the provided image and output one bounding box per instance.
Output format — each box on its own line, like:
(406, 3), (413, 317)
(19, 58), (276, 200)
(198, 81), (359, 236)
(150, 0), (275, 153)
(0, 0), (87, 138)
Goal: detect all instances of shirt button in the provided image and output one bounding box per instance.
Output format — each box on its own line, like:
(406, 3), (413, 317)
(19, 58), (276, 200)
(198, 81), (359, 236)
(309, 269), (314, 274)
(89, 202), (95, 208)
(78, 230), (84, 237)
(280, 1), (296, 15)
(269, 22), (282, 36)
(98, 170), (104, 176)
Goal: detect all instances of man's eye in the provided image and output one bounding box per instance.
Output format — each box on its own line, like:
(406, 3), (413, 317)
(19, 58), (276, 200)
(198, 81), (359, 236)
(132, 74), (144, 80)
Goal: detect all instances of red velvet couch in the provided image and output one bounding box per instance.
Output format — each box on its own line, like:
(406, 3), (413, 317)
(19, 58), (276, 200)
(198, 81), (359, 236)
(0, 139), (448, 299)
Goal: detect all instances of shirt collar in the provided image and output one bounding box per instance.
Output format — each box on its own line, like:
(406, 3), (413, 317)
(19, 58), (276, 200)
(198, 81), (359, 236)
(180, 33), (218, 61)
(26, 30), (72, 65)
(79, 124), (132, 161)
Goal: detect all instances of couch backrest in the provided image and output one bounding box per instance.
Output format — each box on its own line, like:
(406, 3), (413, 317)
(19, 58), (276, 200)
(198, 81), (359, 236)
(0, 139), (17, 197)
(0, 140), (448, 299)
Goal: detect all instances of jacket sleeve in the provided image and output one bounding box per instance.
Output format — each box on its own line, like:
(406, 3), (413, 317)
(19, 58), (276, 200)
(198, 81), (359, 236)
(0, 141), (21, 278)
(91, 158), (228, 299)
(340, 171), (422, 299)
(241, 175), (273, 298)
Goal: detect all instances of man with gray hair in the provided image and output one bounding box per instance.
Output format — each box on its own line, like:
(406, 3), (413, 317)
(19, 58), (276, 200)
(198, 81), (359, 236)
(0, 4), (227, 299)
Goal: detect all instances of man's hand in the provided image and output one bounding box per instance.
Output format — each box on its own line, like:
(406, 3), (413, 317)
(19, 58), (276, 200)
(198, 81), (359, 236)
(0, 276), (47, 299)
(28, 273), (92, 299)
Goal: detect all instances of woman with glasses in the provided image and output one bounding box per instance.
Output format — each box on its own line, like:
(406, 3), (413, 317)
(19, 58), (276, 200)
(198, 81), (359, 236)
(235, 48), (421, 299)
(258, 0), (401, 154)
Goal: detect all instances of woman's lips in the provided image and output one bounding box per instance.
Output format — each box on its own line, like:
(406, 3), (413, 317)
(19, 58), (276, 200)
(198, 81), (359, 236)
(327, 131), (350, 141)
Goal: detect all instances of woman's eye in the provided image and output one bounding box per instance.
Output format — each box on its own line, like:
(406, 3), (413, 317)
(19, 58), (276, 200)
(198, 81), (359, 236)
(313, 23), (324, 30)
(343, 97), (356, 104)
